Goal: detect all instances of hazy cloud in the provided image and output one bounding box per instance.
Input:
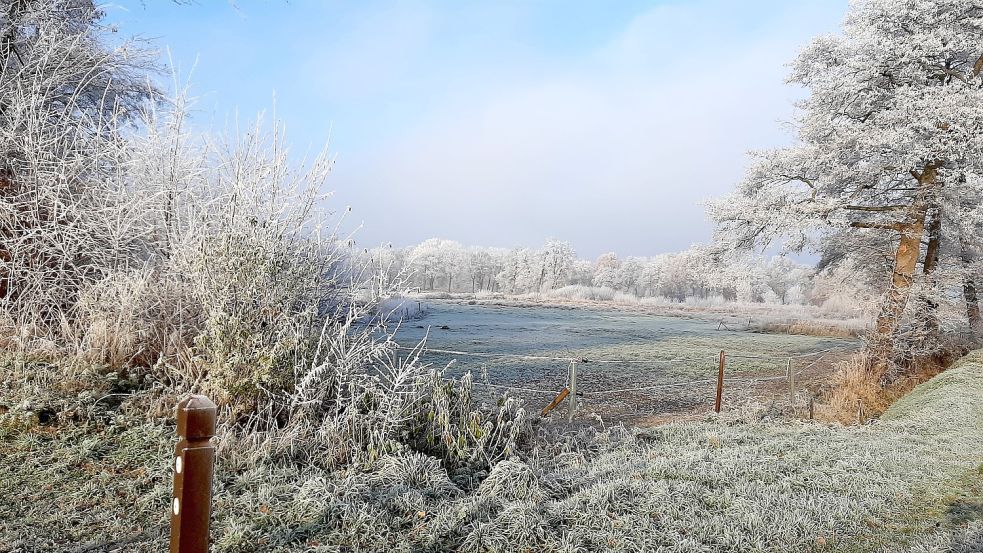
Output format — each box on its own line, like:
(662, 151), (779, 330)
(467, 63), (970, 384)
(332, 0), (847, 258)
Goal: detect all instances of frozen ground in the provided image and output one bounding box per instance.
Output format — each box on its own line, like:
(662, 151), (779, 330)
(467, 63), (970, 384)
(394, 302), (858, 424)
(4, 351), (980, 551)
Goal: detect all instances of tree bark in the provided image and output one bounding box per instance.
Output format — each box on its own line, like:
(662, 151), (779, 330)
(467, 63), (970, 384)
(919, 208), (942, 338)
(958, 233), (983, 342)
(872, 163), (938, 371)
(964, 279), (982, 341)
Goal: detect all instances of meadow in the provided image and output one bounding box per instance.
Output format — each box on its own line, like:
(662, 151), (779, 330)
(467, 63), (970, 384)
(393, 301), (858, 424)
(4, 349), (980, 552)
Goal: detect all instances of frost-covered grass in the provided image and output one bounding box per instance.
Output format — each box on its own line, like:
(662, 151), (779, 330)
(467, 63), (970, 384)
(395, 302), (856, 380)
(4, 352), (981, 552)
(410, 288), (869, 339)
(392, 302), (860, 424)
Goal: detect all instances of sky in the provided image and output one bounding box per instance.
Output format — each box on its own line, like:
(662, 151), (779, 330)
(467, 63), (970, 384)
(105, 0), (849, 259)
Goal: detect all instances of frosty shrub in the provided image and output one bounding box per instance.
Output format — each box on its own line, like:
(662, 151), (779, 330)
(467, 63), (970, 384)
(1, 94), (533, 477)
(0, 7), (531, 502)
(545, 285), (617, 301)
(684, 294), (727, 307)
(76, 267), (200, 370)
(164, 120), (347, 418)
(0, 1), (156, 336)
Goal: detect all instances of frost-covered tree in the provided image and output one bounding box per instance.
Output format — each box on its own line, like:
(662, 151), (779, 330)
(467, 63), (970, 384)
(407, 239), (444, 290)
(0, 0), (156, 326)
(495, 247), (537, 294)
(436, 240), (464, 292)
(537, 240), (576, 292)
(465, 247), (498, 292)
(657, 248), (709, 301)
(592, 252), (621, 288)
(569, 259), (595, 286)
(617, 257), (645, 295)
(766, 257), (813, 305)
(710, 0), (983, 366)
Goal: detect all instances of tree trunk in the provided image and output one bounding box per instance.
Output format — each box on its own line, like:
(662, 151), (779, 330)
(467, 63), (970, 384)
(918, 209), (942, 339)
(872, 164), (937, 371)
(964, 279), (982, 341)
(958, 233), (983, 342)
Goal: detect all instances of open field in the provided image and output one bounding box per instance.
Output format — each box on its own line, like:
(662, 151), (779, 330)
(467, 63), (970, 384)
(408, 291), (869, 338)
(3, 351), (981, 552)
(394, 301), (858, 424)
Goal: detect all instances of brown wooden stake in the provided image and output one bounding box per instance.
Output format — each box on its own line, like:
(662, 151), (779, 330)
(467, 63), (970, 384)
(541, 387), (570, 417)
(786, 358), (795, 412)
(809, 396), (815, 420)
(714, 350), (725, 413)
(170, 395), (217, 553)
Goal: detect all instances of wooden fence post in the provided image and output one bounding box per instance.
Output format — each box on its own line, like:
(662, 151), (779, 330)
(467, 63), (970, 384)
(567, 361), (577, 422)
(170, 395), (217, 553)
(714, 350), (725, 413)
(541, 387), (570, 417)
(786, 358), (795, 412)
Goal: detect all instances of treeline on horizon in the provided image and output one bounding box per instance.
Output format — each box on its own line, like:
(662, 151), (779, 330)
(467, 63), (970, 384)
(363, 238), (863, 311)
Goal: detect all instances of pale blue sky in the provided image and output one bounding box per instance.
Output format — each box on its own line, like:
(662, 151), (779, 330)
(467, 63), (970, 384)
(106, 0), (848, 258)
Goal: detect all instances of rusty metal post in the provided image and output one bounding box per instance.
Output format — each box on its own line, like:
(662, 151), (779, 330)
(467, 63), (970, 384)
(170, 395), (217, 553)
(714, 350), (725, 413)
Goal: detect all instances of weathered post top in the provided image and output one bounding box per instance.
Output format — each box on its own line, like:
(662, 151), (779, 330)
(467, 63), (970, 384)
(176, 395), (217, 440)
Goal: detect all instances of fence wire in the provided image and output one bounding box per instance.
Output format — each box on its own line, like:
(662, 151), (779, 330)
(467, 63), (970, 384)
(393, 343), (853, 424)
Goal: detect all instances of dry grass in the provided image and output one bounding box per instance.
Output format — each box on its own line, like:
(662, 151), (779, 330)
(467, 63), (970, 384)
(820, 352), (892, 424)
(756, 320), (863, 338)
(819, 351), (954, 424)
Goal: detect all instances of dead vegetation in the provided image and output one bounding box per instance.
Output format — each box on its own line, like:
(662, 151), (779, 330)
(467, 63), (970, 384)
(754, 320), (863, 339)
(817, 347), (968, 424)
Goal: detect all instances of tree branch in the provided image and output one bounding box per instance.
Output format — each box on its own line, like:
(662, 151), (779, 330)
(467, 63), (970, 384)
(844, 205), (909, 212)
(850, 221), (905, 231)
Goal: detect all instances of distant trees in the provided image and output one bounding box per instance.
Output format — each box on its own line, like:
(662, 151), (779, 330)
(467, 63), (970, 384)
(591, 253), (620, 288)
(710, 0), (983, 368)
(381, 238), (818, 307)
(495, 248), (536, 294)
(538, 240), (576, 291)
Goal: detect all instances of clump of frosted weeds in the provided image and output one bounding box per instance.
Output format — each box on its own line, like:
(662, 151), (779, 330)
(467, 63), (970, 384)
(477, 459), (543, 502)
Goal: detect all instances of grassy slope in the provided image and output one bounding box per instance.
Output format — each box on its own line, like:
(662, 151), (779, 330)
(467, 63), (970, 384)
(2, 354), (982, 552)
